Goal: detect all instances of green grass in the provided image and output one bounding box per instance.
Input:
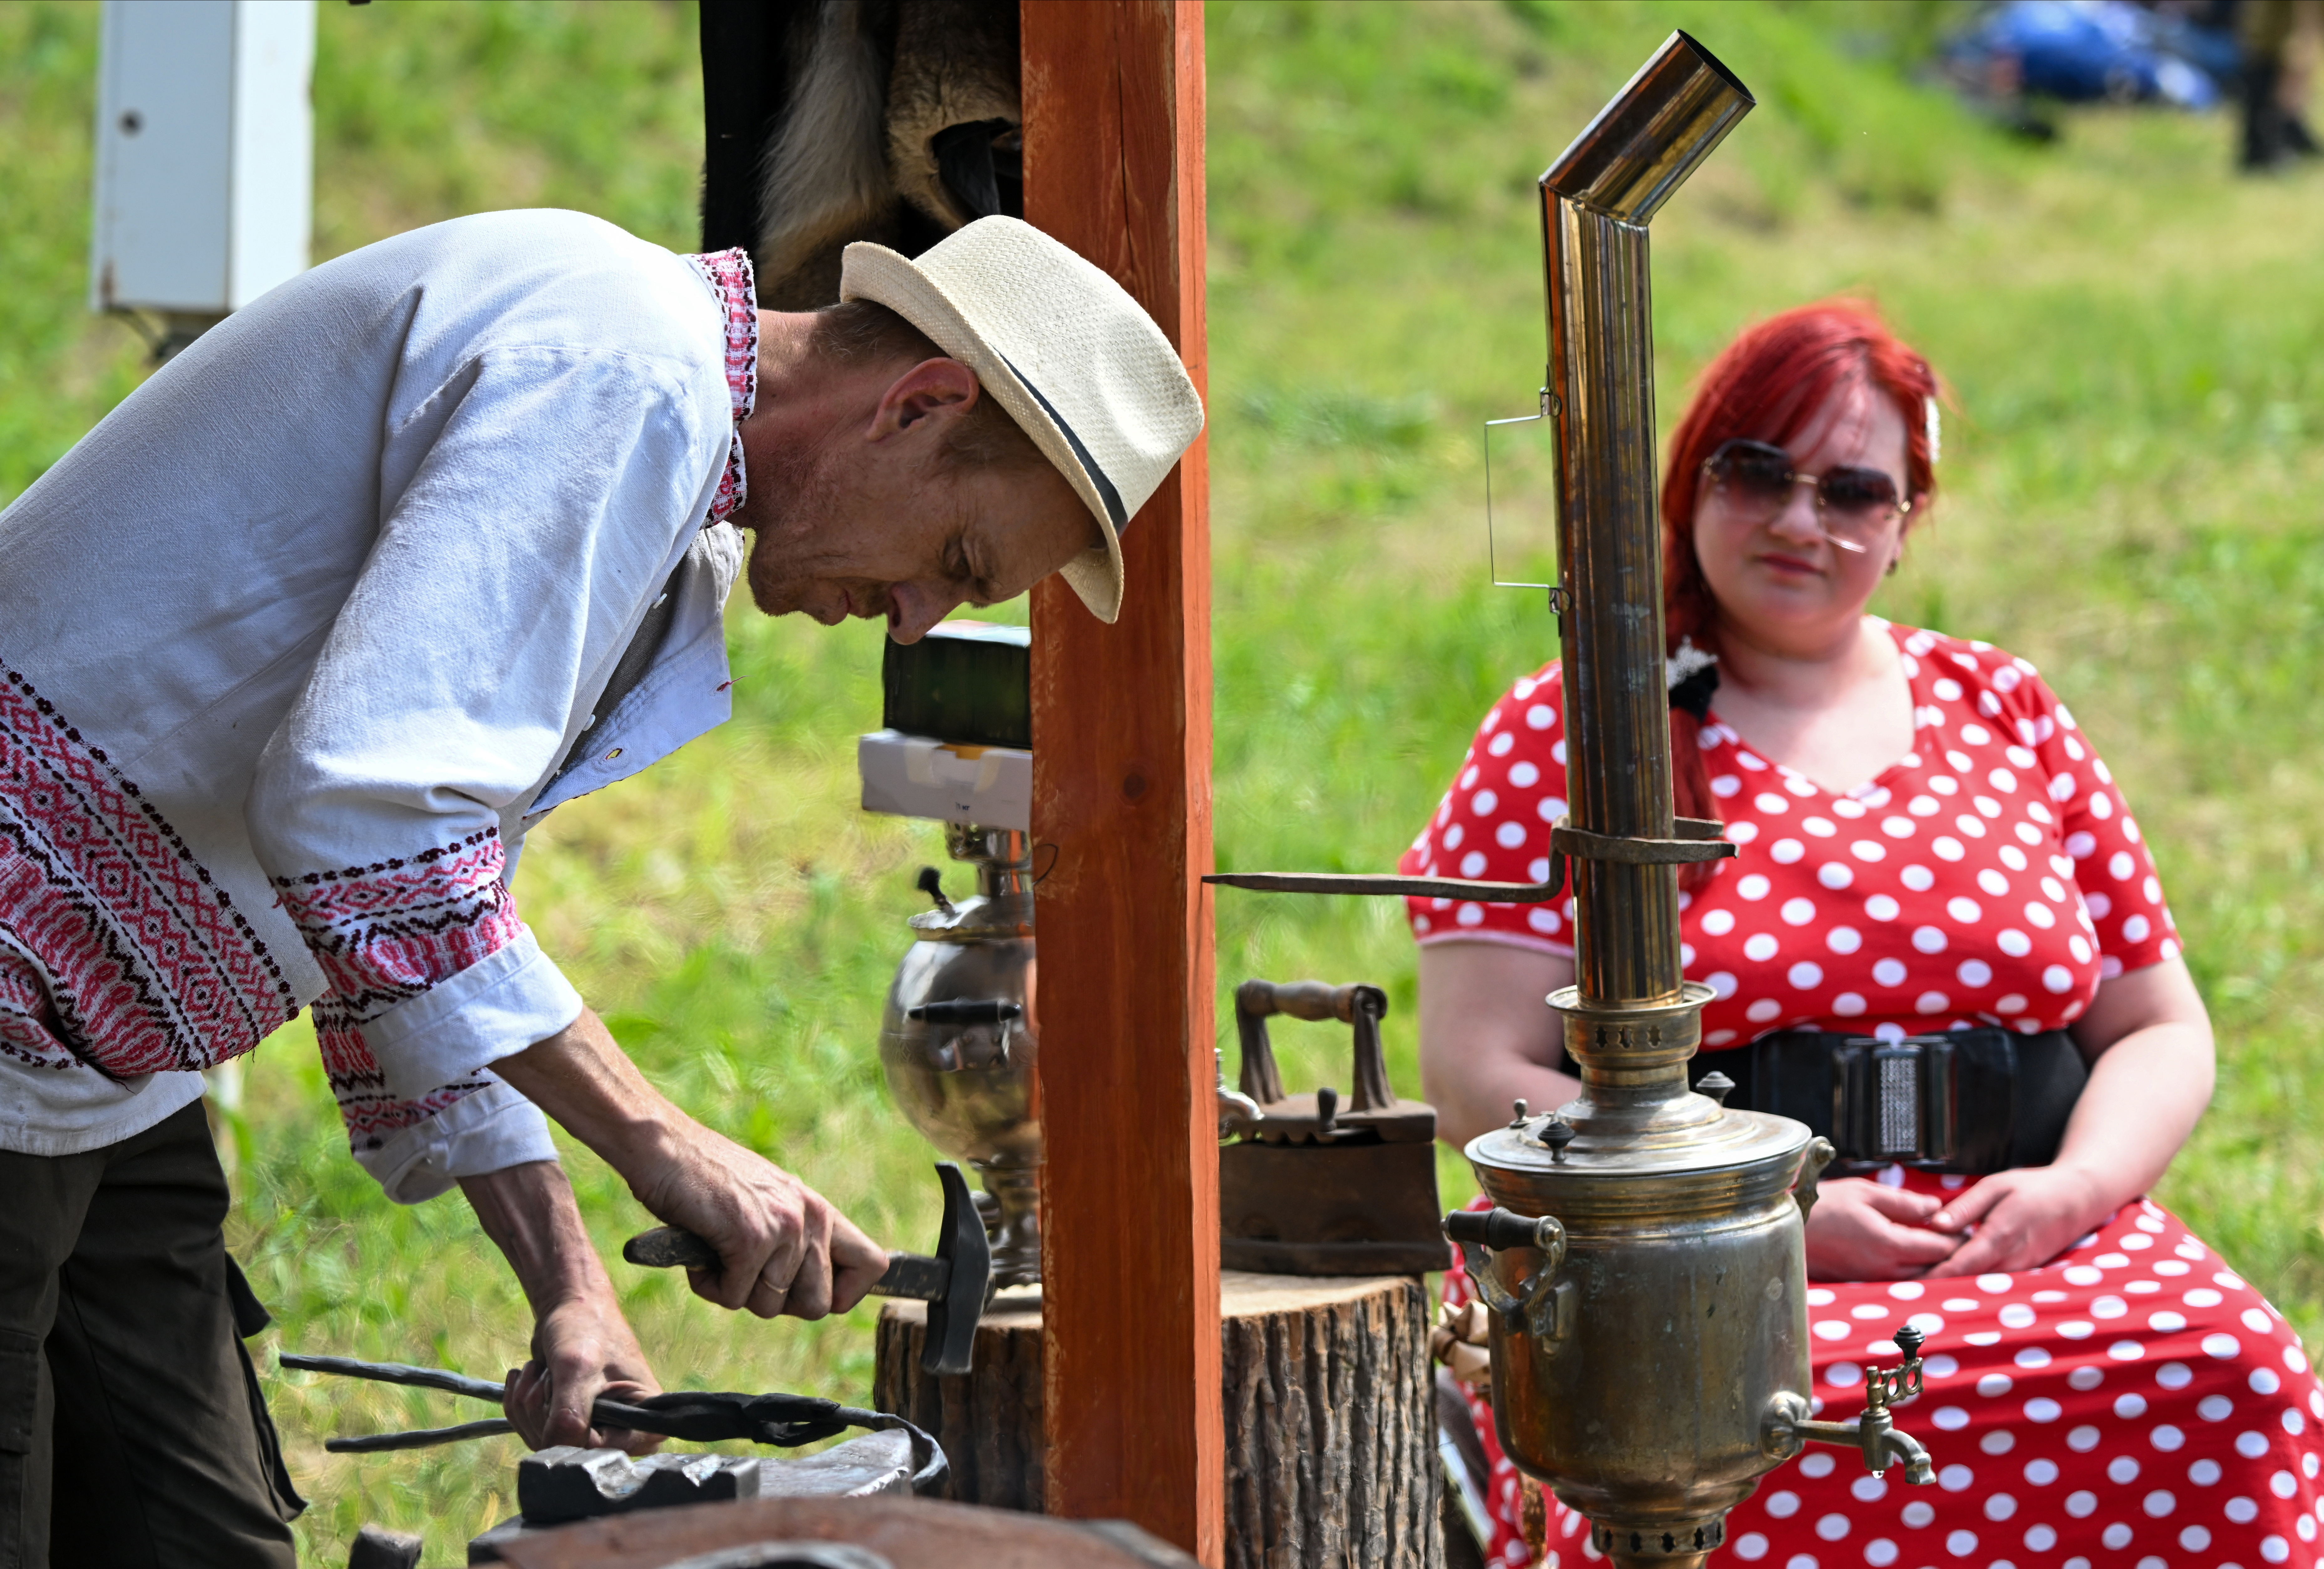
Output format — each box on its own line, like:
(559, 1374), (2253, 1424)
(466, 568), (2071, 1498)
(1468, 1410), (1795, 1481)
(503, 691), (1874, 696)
(4, 0), (2322, 1558)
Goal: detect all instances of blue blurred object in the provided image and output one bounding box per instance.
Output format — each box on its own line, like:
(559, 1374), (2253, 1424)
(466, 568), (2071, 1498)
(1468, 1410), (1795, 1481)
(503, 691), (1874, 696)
(1946, 0), (2239, 110)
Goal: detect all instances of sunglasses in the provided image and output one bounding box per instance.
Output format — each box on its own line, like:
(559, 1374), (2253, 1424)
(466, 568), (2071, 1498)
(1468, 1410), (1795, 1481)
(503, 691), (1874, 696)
(1700, 438), (1911, 553)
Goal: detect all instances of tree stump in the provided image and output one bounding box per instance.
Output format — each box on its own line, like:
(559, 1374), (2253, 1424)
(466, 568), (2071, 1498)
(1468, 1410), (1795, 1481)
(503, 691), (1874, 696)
(875, 1271), (1442, 1569)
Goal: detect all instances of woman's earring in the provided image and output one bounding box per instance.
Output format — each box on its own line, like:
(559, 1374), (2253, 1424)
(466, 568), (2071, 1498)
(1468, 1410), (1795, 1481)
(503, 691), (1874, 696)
(1886, 553), (1901, 577)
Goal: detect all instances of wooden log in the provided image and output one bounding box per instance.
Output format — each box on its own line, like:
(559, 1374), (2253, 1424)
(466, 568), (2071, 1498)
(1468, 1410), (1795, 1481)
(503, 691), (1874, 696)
(876, 1273), (1443, 1569)
(1022, 0), (1220, 1558)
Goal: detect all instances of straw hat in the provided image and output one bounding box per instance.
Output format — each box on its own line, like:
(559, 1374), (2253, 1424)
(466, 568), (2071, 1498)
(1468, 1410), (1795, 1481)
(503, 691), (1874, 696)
(839, 217), (1205, 624)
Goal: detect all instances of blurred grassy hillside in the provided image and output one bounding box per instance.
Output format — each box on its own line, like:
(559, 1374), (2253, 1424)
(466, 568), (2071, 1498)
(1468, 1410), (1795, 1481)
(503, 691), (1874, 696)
(3, 1), (2321, 1559)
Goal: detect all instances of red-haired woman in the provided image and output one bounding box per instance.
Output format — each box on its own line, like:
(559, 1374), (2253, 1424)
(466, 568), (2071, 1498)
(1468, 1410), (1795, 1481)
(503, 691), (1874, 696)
(1412, 301), (2324, 1569)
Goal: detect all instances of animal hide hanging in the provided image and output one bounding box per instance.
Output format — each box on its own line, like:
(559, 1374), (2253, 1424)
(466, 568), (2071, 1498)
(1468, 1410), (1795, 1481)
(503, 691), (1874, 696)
(749, 0), (1022, 311)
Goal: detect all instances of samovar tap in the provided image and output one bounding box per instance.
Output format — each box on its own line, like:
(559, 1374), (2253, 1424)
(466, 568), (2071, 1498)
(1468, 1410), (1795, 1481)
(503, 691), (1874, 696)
(1761, 1325), (1936, 1485)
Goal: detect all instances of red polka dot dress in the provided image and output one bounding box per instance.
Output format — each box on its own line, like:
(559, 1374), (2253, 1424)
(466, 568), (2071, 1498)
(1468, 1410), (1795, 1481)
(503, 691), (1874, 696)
(1407, 622), (2324, 1569)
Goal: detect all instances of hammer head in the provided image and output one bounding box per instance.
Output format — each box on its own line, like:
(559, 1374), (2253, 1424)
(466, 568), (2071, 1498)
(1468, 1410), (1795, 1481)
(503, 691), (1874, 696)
(923, 1161), (993, 1377)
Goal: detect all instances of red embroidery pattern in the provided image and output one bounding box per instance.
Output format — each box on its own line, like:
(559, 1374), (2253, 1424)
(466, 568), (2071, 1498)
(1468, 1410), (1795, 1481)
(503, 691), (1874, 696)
(273, 828), (523, 1148)
(683, 246), (758, 526)
(0, 663), (296, 1074)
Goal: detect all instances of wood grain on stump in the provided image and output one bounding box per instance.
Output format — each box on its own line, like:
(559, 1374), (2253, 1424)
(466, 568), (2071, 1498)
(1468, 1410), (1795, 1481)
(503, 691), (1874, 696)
(876, 1271), (1442, 1569)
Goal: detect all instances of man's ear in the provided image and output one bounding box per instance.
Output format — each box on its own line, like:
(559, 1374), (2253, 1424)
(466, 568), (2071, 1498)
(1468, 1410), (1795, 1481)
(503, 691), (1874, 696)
(869, 357), (981, 442)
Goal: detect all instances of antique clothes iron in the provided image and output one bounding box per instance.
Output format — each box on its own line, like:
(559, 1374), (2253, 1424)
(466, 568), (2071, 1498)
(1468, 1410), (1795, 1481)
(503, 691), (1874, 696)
(1217, 980), (1449, 1276)
(1208, 31), (1934, 1569)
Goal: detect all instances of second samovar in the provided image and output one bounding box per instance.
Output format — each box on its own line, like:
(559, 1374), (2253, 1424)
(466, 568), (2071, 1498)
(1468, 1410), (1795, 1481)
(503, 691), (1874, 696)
(1212, 31), (1935, 1569)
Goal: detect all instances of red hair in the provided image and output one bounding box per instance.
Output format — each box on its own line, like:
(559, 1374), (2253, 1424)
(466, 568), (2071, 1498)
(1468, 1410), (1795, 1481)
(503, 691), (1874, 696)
(1660, 300), (1944, 882)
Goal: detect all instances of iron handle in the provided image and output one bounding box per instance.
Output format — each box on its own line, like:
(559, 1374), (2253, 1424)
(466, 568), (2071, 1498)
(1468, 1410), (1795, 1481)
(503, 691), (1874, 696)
(1235, 979), (1379, 1025)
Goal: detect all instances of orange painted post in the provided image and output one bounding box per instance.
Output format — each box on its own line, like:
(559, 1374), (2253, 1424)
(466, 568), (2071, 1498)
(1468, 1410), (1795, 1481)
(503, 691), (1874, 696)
(1021, 1), (1221, 1561)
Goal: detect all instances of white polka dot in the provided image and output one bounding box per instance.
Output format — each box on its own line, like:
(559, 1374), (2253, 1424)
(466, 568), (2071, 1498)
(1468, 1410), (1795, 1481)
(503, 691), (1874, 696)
(1952, 958), (1994, 987)
(2205, 1333), (2242, 1359)
(1781, 897), (1817, 926)
(2180, 1525), (2211, 1551)
(1873, 958), (1908, 987)
(1865, 1539), (1899, 1567)
(1903, 1501), (1936, 1529)
(1833, 992), (1867, 1016)
(2250, 1368), (2281, 1395)
(1917, 991), (1950, 1014)
(1802, 816), (1837, 837)
(1527, 704), (1555, 729)
(1985, 1495), (2017, 1522)
(2110, 1456), (2143, 1484)
(1785, 774), (1819, 798)
(1934, 1406), (1972, 1431)
(1738, 874), (1772, 901)
(2238, 1431), (2272, 1459)
(2099, 1524), (2132, 1550)
(2024, 902), (2056, 929)
(1790, 961), (1824, 990)
(1933, 836), (1966, 862)
(1529, 857), (1552, 882)
(2190, 1458), (2223, 1483)
(1496, 821), (1527, 849)
(1999, 1302), (2036, 1327)
(1510, 760), (1540, 787)
(2122, 914), (2151, 943)
(1734, 1534), (1770, 1561)
(1745, 934), (1779, 961)
(1818, 862), (1854, 890)
(1457, 903), (1485, 927)
(2095, 1297), (2130, 1320)
(1851, 840), (1887, 862)
(2042, 965), (2074, 994)
(2151, 1424), (2185, 1451)
(1902, 865), (1936, 892)
(1767, 1489), (1802, 1518)
(1945, 1529), (1978, 1555)
(1979, 1373), (2014, 1397)
(2058, 1321), (2094, 1340)
(1816, 1514), (1851, 1541)
(1728, 820), (1758, 844)
(1748, 998), (1783, 1023)
(1528, 908), (1562, 935)
(1460, 851), (1488, 877)
(1865, 894), (1900, 922)
(1702, 909), (1735, 936)
(2068, 934), (2092, 963)
(1706, 971), (1738, 999)
(2015, 822), (2043, 847)
(2156, 1362), (2194, 1390)
(1948, 897), (1983, 924)
(2064, 1490), (2097, 1517)
(1538, 795), (1569, 823)
(1883, 817), (1916, 839)
(1756, 793), (1791, 815)
(1443, 823), (1464, 851)
(1913, 925), (1949, 954)
(1772, 839), (1806, 865)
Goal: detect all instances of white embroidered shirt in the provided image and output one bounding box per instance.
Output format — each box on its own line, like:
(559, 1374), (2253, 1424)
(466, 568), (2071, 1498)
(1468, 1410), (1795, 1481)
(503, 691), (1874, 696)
(0, 210), (759, 1200)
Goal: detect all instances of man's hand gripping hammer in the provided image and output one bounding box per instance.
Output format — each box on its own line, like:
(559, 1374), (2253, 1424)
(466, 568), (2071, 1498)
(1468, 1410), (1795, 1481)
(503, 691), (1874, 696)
(622, 1161), (994, 1377)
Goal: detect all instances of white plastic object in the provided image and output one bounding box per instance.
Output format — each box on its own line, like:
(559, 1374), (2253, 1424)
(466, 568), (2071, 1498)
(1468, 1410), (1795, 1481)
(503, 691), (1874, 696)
(90, 0), (315, 316)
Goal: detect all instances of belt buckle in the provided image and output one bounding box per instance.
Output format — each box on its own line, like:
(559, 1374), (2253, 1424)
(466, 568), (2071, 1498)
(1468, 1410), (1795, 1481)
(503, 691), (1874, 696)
(1838, 1036), (1959, 1167)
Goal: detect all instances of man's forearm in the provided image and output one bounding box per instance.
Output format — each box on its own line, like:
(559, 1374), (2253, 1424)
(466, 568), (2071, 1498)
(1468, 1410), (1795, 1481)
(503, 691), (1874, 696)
(493, 1007), (681, 1189)
(460, 1158), (612, 1313)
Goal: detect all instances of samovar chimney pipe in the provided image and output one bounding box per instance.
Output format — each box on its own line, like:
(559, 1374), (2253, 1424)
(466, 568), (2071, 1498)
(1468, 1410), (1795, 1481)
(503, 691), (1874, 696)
(1540, 32), (1751, 1020)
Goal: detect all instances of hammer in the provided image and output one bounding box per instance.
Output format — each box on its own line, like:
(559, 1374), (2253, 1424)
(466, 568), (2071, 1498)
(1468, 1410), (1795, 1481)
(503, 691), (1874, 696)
(622, 1161), (993, 1378)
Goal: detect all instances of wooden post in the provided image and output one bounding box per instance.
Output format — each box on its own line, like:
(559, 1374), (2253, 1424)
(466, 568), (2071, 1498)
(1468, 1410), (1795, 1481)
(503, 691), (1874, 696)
(1021, 2), (1220, 1563)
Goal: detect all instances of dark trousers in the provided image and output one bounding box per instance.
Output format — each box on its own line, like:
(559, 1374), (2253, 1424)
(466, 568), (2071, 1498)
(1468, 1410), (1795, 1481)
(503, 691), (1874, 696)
(0, 1100), (300, 1568)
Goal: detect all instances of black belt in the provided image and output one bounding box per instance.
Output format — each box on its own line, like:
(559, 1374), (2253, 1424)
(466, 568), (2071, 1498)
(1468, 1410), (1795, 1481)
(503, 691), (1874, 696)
(1689, 1026), (2088, 1175)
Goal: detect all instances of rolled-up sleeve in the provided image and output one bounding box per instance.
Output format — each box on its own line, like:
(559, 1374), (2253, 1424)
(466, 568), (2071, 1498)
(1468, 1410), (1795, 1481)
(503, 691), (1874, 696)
(246, 344), (721, 1197)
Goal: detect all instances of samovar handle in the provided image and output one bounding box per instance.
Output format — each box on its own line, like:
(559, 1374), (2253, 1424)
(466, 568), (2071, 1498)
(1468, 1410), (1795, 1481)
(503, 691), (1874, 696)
(1443, 1208), (1575, 1346)
(1792, 1136), (1838, 1225)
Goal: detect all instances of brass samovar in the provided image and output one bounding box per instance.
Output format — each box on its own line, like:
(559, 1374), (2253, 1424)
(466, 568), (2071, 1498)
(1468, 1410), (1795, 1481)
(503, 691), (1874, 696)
(1211, 32), (1934, 1569)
